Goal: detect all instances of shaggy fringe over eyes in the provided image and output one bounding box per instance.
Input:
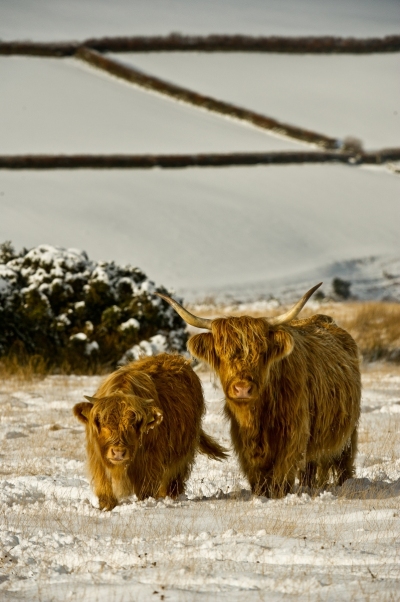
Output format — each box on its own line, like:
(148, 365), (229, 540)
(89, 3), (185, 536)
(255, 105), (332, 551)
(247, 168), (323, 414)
(212, 317), (268, 362)
(93, 396), (150, 432)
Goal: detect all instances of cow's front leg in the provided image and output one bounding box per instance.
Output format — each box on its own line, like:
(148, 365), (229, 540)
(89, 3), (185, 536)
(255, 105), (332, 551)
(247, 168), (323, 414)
(272, 465), (296, 498)
(249, 468), (274, 497)
(91, 462), (118, 510)
(250, 466), (295, 498)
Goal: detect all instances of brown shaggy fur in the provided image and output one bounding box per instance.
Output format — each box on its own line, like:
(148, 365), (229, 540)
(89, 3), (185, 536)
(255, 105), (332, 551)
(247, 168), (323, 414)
(188, 313), (361, 498)
(73, 353), (228, 510)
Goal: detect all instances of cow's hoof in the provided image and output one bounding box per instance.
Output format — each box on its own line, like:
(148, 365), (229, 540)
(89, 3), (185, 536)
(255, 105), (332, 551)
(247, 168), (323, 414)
(98, 496), (118, 511)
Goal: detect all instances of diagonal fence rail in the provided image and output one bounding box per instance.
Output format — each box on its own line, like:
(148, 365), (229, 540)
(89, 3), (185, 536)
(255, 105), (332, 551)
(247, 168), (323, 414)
(76, 48), (338, 149)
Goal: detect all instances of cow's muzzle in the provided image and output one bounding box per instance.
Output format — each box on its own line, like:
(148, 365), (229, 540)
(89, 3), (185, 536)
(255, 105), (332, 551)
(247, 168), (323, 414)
(227, 378), (258, 401)
(107, 446), (129, 464)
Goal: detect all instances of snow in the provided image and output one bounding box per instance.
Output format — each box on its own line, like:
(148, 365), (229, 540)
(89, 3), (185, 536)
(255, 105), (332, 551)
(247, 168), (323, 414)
(0, 56), (305, 154)
(1, 165), (399, 297)
(69, 333), (87, 342)
(119, 318), (140, 331)
(196, 255), (400, 306)
(120, 334), (168, 363)
(0, 364), (399, 600)
(0, 0), (398, 40)
(119, 52), (400, 149)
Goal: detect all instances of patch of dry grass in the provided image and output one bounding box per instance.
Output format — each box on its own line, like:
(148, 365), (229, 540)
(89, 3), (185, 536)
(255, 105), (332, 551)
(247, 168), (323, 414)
(0, 354), (49, 381)
(338, 303), (400, 362)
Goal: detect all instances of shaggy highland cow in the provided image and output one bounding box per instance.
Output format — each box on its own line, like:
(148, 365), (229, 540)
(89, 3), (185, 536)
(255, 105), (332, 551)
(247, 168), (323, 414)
(73, 353), (227, 510)
(157, 284), (361, 498)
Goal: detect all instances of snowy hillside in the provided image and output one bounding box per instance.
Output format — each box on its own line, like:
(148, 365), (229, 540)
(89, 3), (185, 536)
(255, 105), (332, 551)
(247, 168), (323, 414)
(1, 166), (399, 300)
(196, 255), (400, 305)
(1, 1), (399, 302)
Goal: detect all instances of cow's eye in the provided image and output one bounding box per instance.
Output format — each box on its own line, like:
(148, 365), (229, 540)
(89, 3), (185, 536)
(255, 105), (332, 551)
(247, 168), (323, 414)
(94, 416), (101, 432)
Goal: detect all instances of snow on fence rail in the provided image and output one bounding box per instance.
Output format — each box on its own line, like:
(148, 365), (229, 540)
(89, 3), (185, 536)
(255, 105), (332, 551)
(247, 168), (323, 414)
(1, 33), (400, 56)
(1, 149), (400, 170)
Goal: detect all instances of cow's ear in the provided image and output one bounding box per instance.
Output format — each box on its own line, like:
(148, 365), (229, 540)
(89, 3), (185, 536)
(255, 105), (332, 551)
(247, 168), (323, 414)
(188, 333), (219, 368)
(143, 408), (163, 434)
(73, 401), (93, 424)
(268, 329), (294, 364)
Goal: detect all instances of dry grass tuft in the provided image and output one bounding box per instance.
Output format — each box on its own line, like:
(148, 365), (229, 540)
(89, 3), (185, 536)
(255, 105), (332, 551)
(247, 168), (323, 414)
(0, 353), (111, 380)
(0, 354), (50, 381)
(338, 302), (400, 362)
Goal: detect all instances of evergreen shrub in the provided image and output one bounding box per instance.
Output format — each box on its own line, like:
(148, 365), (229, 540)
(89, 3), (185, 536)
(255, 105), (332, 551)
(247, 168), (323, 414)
(0, 242), (187, 372)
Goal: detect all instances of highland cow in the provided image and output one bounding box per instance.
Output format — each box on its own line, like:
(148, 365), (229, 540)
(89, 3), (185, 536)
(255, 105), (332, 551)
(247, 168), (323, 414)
(73, 353), (228, 510)
(157, 284), (361, 498)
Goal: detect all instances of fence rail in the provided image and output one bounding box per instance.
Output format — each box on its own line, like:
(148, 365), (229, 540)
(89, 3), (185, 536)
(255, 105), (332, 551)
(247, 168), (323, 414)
(1, 34), (400, 56)
(1, 149), (399, 170)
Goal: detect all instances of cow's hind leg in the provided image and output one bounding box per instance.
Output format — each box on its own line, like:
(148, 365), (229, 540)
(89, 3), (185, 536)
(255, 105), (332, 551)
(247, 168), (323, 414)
(248, 468), (273, 497)
(332, 429), (358, 486)
(160, 457), (192, 499)
(299, 461), (318, 488)
(166, 475), (185, 499)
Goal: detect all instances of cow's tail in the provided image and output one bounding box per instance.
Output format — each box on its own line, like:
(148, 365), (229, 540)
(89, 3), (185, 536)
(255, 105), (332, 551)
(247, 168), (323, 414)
(199, 429), (229, 461)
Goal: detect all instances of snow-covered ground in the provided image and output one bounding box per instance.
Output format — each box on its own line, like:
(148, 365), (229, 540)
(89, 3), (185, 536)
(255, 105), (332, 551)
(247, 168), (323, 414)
(0, 363), (399, 601)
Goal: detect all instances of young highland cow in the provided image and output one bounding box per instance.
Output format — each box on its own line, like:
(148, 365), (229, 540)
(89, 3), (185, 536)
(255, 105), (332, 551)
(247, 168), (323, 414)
(73, 353), (227, 510)
(157, 284), (361, 498)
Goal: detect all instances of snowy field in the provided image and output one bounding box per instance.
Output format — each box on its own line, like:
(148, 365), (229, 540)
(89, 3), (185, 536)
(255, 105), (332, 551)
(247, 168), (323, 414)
(0, 361), (399, 601)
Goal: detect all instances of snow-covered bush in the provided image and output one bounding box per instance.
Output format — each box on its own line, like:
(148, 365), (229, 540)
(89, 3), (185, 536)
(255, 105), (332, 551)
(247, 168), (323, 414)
(0, 242), (187, 371)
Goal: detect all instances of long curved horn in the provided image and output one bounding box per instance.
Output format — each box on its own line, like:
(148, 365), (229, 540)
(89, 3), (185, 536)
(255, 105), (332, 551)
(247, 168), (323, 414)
(268, 283), (322, 326)
(84, 395), (99, 404)
(155, 293), (213, 330)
